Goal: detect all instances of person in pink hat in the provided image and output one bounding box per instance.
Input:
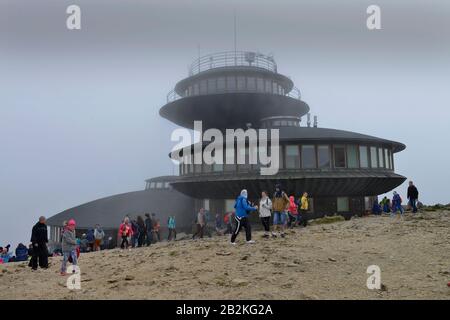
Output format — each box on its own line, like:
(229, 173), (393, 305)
(60, 219), (78, 276)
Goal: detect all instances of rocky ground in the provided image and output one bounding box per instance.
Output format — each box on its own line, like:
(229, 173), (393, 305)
(1, 210), (449, 300)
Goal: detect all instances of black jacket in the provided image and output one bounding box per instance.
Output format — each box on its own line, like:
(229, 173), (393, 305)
(407, 185), (419, 199)
(30, 222), (48, 244)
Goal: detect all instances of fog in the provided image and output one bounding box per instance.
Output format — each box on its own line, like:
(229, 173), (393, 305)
(1, 0), (449, 248)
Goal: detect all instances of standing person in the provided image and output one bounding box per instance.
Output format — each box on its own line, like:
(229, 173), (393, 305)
(192, 208), (206, 239)
(151, 213), (161, 242)
(407, 181), (419, 213)
(298, 192), (309, 227)
(167, 216), (177, 241)
(224, 212), (234, 235)
(259, 191), (272, 238)
(93, 224), (105, 251)
(272, 184), (290, 238)
(60, 219), (78, 276)
(380, 196), (391, 213)
(130, 219), (139, 248)
(230, 189), (257, 245)
(136, 216), (146, 247)
(30, 216), (49, 270)
(86, 229), (95, 252)
(391, 191), (404, 219)
(118, 217), (133, 249)
(144, 213), (153, 246)
(287, 196), (298, 228)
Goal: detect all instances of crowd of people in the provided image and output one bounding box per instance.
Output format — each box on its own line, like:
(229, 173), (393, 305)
(372, 181), (420, 219)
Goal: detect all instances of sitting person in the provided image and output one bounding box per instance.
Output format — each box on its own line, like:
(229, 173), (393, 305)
(372, 200), (382, 215)
(15, 243), (29, 262)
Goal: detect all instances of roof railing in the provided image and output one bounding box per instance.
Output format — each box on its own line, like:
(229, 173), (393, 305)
(188, 51), (278, 76)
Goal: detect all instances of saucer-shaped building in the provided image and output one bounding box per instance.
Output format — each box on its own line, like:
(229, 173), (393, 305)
(47, 51), (406, 244)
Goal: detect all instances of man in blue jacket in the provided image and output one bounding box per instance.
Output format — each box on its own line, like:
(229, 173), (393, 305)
(231, 189), (258, 245)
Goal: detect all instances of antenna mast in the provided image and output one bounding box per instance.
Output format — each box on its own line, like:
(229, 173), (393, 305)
(234, 9), (237, 65)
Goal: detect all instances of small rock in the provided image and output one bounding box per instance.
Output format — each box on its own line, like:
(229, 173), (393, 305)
(231, 278), (249, 287)
(328, 257), (337, 262)
(380, 283), (388, 292)
(241, 255), (249, 261)
(107, 279), (119, 283)
(216, 252), (232, 256)
(125, 275), (135, 281)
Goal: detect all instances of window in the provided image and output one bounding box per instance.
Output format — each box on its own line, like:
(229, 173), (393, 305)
(265, 79), (272, 93)
(272, 82), (278, 94)
(384, 149), (390, 169)
(203, 163), (212, 173)
(199, 79), (207, 94)
(256, 78), (264, 92)
(165, 182), (170, 188)
(317, 145), (330, 168)
(213, 163), (223, 172)
(247, 77), (256, 90)
(337, 197), (350, 212)
(359, 146), (369, 168)
(334, 145), (346, 168)
(285, 145), (300, 169)
(238, 147), (251, 171)
(188, 86), (193, 96)
(302, 145), (316, 168)
(207, 78), (216, 93)
(224, 146), (236, 172)
(378, 148), (384, 168)
(217, 77), (226, 91)
(347, 145), (359, 168)
(237, 76), (246, 90)
(193, 83), (199, 95)
(156, 182), (163, 188)
(150, 182), (155, 188)
(370, 146), (378, 168)
(226, 76), (236, 90)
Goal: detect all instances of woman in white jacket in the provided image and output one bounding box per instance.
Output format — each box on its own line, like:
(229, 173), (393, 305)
(259, 191), (273, 238)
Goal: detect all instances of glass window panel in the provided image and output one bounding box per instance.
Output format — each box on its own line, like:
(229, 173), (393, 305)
(302, 145), (316, 168)
(347, 145), (359, 168)
(193, 83), (199, 95)
(207, 78), (216, 93)
(224, 147), (236, 172)
(272, 82), (278, 94)
(188, 86), (193, 96)
(285, 145), (300, 169)
(150, 182), (155, 188)
(378, 148), (384, 168)
(247, 77), (256, 90)
(384, 149), (390, 169)
(317, 145), (330, 168)
(337, 197), (350, 212)
(199, 79), (207, 94)
(156, 182), (163, 188)
(256, 78), (264, 92)
(226, 76), (236, 90)
(237, 76), (246, 90)
(334, 145), (346, 168)
(359, 146), (369, 168)
(217, 77), (226, 91)
(370, 146), (378, 168)
(265, 79), (272, 93)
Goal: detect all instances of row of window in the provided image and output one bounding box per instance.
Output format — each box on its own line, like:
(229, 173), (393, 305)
(182, 76), (286, 97)
(179, 144), (394, 175)
(145, 181), (171, 190)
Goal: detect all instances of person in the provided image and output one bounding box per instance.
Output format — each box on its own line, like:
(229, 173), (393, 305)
(224, 212), (234, 235)
(272, 184), (290, 238)
(380, 196), (391, 213)
(372, 199), (382, 215)
(79, 234), (88, 253)
(192, 208), (206, 239)
(144, 213), (153, 246)
(287, 196), (298, 228)
(407, 181), (419, 213)
(151, 213), (161, 242)
(259, 191), (272, 238)
(60, 219), (78, 276)
(15, 243), (29, 262)
(0, 248), (12, 263)
(130, 219), (139, 248)
(167, 216), (177, 241)
(118, 217), (133, 249)
(86, 229), (95, 252)
(93, 224), (105, 251)
(136, 216), (146, 247)
(231, 189), (257, 245)
(30, 216), (49, 270)
(298, 192), (309, 227)
(391, 191), (404, 219)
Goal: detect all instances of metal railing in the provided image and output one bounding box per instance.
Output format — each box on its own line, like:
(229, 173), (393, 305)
(188, 51), (278, 76)
(166, 85), (302, 103)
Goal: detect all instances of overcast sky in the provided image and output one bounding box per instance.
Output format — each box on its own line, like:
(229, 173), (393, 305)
(1, 0), (449, 248)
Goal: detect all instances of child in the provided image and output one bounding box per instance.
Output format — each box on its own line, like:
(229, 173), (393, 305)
(287, 196), (298, 228)
(119, 217), (133, 249)
(61, 219), (78, 276)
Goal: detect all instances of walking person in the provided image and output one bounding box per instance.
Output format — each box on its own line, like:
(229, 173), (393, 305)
(230, 189), (258, 245)
(259, 191), (272, 238)
(130, 219), (139, 248)
(391, 191), (404, 220)
(167, 216), (177, 241)
(136, 216), (146, 247)
(93, 224), (105, 251)
(30, 216), (49, 270)
(192, 208), (206, 239)
(298, 192), (309, 227)
(272, 184), (290, 238)
(118, 217), (133, 249)
(60, 219), (78, 276)
(407, 181), (419, 213)
(144, 213), (153, 246)
(224, 212), (234, 235)
(151, 213), (161, 242)
(287, 196), (298, 228)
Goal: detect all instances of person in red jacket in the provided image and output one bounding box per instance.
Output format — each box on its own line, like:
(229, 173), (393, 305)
(287, 196), (298, 228)
(118, 217), (133, 249)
